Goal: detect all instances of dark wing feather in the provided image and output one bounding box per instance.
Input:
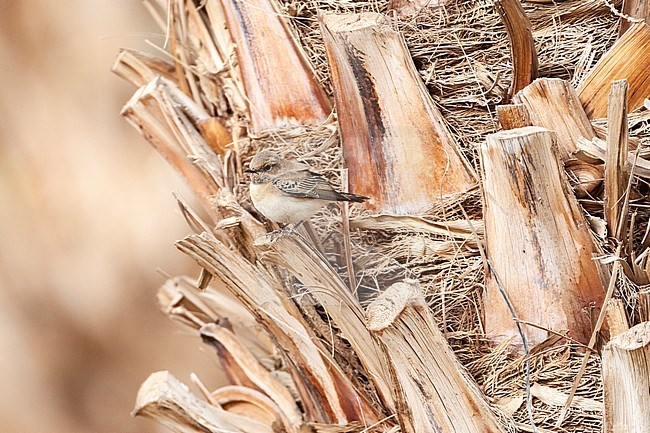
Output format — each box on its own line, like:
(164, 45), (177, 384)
(273, 172), (368, 203)
(273, 174), (342, 201)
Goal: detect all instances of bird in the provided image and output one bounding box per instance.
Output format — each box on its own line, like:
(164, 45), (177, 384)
(245, 150), (368, 226)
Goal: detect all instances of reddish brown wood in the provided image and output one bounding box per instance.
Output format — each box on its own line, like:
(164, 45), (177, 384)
(639, 291), (650, 322)
(220, 0), (331, 132)
(494, 0), (538, 98)
(320, 12), (476, 214)
(604, 80), (630, 241)
(197, 117), (232, 156)
(578, 23), (650, 119)
(497, 104), (532, 130)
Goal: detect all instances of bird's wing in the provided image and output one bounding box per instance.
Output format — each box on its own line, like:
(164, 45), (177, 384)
(272, 172), (344, 201)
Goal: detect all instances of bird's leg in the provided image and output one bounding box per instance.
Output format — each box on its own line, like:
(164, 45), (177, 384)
(283, 220), (306, 235)
(261, 220), (307, 245)
(266, 229), (283, 243)
(266, 221), (304, 242)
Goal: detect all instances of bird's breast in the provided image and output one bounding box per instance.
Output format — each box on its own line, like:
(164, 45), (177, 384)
(250, 182), (325, 224)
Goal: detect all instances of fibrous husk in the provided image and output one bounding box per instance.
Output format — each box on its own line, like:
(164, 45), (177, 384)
(115, 1), (650, 433)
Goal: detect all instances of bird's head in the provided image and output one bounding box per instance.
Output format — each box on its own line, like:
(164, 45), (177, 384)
(245, 150), (285, 183)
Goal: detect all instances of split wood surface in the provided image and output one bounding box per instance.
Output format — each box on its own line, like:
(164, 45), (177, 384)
(113, 49), (176, 87)
(511, 78), (607, 197)
(199, 323), (303, 427)
(121, 77), (226, 223)
(320, 12), (476, 214)
(134, 371), (255, 433)
(639, 291), (650, 322)
(367, 280), (507, 433)
(481, 126), (606, 347)
(513, 78), (596, 159)
(254, 233), (395, 410)
(602, 322), (650, 433)
(177, 232), (380, 425)
(605, 299), (630, 338)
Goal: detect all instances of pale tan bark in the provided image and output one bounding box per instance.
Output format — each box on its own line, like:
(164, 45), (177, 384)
(133, 371), (267, 433)
(210, 385), (297, 433)
(602, 322), (650, 433)
(157, 276), (272, 352)
(176, 232), (381, 425)
(513, 78), (596, 160)
(481, 126), (606, 347)
(112, 49), (176, 87)
(564, 159), (604, 199)
(121, 77), (224, 223)
(605, 299), (630, 337)
(367, 280), (507, 433)
(254, 233), (395, 411)
(496, 99), (603, 198)
(200, 323), (303, 428)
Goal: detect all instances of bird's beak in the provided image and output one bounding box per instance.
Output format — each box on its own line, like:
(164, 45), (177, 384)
(244, 168), (254, 173)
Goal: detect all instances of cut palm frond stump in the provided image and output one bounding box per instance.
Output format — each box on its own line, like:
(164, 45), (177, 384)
(115, 1), (650, 433)
(481, 126), (606, 348)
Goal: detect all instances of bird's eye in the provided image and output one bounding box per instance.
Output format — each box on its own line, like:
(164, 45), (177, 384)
(262, 164), (272, 172)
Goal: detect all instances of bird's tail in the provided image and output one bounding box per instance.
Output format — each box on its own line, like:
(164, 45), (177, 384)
(337, 191), (368, 203)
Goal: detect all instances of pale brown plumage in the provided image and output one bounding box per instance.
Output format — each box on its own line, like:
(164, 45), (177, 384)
(245, 150), (367, 224)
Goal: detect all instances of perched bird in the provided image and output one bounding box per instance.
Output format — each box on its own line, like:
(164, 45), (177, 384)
(245, 150), (368, 225)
